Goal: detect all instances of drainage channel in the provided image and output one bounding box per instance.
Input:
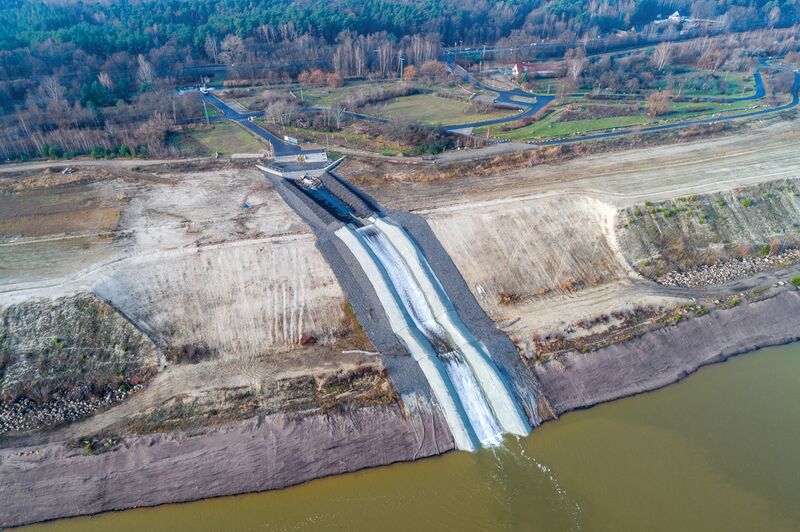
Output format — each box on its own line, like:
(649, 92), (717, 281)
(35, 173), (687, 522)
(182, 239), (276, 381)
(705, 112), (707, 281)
(293, 177), (528, 450)
(357, 224), (505, 447)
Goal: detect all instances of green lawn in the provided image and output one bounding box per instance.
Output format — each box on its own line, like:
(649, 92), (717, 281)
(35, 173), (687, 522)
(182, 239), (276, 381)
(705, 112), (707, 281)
(203, 105), (223, 118)
(488, 98), (772, 141)
(369, 93), (517, 126)
(492, 112), (650, 140)
(256, 121), (407, 155)
(174, 122), (268, 156)
(664, 68), (755, 98)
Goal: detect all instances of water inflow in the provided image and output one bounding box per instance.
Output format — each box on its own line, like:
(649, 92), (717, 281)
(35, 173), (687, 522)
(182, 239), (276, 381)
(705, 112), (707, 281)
(357, 225), (446, 343)
(299, 183), (355, 221)
(441, 351), (504, 446)
(357, 224), (504, 446)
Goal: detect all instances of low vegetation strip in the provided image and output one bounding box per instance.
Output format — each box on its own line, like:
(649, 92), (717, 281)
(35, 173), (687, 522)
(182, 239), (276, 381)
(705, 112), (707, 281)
(0, 293), (160, 434)
(617, 178), (800, 279)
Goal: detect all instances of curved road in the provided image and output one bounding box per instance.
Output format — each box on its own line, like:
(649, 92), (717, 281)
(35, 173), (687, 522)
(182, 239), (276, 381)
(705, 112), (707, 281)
(446, 61), (797, 144)
(199, 92), (302, 156)
(196, 61), (797, 154)
(534, 70), (797, 147)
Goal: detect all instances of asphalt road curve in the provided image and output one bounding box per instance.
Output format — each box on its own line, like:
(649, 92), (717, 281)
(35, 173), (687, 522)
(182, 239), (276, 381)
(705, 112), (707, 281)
(446, 61), (798, 145)
(199, 92), (302, 156)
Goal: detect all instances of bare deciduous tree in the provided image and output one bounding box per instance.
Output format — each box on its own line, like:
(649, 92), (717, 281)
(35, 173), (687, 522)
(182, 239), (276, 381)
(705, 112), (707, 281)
(40, 76), (64, 103)
(98, 72), (114, 90)
(651, 42), (673, 71)
(565, 47), (587, 84)
(136, 54), (155, 91)
(219, 34), (245, 65)
(647, 90), (671, 116)
(204, 35), (219, 64)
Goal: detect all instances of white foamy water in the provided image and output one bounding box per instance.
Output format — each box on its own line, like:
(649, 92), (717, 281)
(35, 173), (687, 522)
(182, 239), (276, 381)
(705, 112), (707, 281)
(357, 224), (504, 447)
(357, 225), (445, 341)
(442, 351), (504, 447)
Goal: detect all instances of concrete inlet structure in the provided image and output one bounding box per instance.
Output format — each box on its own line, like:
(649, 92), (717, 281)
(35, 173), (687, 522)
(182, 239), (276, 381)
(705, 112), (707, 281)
(258, 160), (539, 450)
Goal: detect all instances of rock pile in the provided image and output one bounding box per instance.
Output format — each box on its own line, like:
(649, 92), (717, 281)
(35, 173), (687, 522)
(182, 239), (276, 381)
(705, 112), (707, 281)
(0, 384), (144, 435)
(657, 249), (800, 288)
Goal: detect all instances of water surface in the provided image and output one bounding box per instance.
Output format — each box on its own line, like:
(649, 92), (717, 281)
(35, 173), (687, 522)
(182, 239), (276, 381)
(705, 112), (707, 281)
(27, 343), (800, 531)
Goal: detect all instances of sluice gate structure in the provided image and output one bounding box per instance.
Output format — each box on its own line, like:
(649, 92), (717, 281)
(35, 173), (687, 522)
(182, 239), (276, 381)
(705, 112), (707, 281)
(259, 160), (540, 450)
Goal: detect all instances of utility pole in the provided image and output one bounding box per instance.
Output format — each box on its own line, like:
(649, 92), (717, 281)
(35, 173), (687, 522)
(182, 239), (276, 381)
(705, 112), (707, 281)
(398, 53), (404, 80)
(172, 97), (177, 124)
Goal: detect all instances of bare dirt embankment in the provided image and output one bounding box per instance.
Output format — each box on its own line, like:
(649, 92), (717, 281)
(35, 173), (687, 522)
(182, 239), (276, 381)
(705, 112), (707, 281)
(2, 120), (800, 527)
(0, 401), (453, 528)
(357, 119), (800, 418)
(535, 291), (800, 414)
(355, 121), (800, 341)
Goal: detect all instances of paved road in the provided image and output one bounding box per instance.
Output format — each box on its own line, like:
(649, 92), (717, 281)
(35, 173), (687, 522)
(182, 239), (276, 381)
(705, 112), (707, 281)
(199, 92), (302, 156)
(444, 63), (555, 132)
(533, 70), (798, 147)
(195, 60), (796, 155)
(445, 60), (797, 144)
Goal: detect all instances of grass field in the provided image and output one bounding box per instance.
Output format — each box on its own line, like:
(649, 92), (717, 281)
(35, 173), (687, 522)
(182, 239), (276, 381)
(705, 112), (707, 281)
(172, 122), (268, 156)
(369, 93), (516, 126)
(203, 105), (223, 118)
(488, 98), (772, 141)
(664, 68), (755, 97)
(256, 121), (408, 155)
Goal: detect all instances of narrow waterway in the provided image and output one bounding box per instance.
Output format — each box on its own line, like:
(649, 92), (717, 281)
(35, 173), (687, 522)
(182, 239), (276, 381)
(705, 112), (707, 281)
(357, 223), (505, 445)
(26, 343), (800, 532)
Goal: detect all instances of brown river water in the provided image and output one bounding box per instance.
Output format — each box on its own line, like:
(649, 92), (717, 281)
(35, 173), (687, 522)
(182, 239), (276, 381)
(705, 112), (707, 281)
(25, 342), (800, 531)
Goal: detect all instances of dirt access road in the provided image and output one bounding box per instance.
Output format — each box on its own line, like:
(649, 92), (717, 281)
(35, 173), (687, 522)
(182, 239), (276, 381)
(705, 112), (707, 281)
(0, 157), (209, 174)
(361, 121), (800, 213)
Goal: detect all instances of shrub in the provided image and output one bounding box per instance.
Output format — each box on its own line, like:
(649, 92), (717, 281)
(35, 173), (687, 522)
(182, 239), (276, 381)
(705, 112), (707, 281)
(741, 198), (752, 207)
(792, 276), (800, 288)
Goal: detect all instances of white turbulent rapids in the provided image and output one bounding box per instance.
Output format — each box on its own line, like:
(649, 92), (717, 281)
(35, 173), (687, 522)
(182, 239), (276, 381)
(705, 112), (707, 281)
(357, 225), (446, 340)
(357, 224), (504, 447)
(441, 351), (504, 447)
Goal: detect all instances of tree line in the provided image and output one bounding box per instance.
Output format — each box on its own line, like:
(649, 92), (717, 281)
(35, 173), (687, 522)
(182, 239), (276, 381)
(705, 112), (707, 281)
(1, 0), (798, 161)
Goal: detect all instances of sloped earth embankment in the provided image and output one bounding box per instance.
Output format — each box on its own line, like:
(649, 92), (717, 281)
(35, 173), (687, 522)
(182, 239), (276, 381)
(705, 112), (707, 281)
(534, 291), (800, 414)
(617, 178), (800, 281)
(0, 401), (453, 528)
(0, 293), (160, 435)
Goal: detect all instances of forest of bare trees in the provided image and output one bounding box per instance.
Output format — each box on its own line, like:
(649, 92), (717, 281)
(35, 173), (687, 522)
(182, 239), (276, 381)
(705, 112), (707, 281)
(1, 0), (799, 161)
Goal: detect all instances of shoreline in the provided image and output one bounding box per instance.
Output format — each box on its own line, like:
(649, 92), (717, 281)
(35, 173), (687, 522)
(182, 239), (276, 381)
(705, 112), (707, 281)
(2, 290), (800, 528)
(533, 290), (800, 416)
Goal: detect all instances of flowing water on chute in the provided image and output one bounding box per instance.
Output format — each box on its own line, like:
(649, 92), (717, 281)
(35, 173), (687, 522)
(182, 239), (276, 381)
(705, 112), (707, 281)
(357, 224), (503, 446)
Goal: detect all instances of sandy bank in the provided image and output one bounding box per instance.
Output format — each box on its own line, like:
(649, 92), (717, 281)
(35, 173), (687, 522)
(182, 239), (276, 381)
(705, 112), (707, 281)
(0, 402), (453, 528)
(534, 290), (800, 414)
